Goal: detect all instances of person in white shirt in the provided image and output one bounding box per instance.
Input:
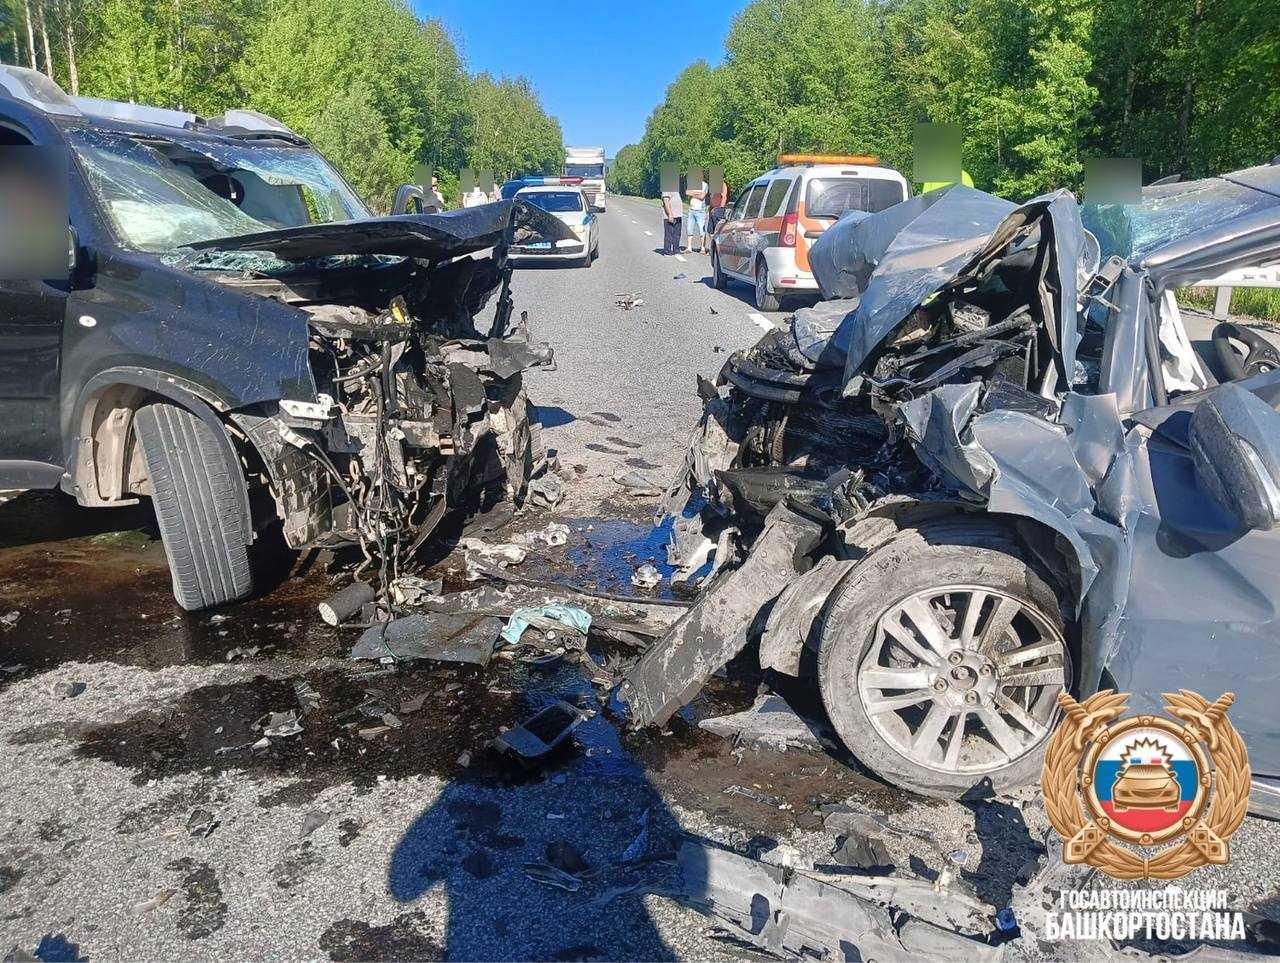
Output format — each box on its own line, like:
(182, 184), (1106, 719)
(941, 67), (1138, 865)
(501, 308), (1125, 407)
(686, 180), (708, 254)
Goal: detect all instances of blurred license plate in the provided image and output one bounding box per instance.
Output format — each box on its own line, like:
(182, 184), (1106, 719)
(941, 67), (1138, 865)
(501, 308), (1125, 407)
(527, 242), (551, 250)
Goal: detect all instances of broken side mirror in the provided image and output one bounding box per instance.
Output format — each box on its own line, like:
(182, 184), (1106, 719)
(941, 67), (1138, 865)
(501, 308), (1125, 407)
(1190, 383), (1280, 531)
(391, 184), (426, 216)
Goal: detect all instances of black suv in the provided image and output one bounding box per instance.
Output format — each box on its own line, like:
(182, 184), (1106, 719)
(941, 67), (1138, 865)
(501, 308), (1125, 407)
(0, 67), (568, 611)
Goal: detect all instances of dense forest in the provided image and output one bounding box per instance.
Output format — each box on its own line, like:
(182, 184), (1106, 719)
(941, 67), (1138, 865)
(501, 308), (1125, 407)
(608, 0), (1280, 200)
(0, 0), (565, 209)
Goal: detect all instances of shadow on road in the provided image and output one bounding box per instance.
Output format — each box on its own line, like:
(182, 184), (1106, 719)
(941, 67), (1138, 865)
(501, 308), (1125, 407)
(383, 655), (710, 961)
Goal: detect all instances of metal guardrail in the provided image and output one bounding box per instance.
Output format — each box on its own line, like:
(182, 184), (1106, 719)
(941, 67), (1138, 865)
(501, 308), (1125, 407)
(1196, 265), (1280, 319)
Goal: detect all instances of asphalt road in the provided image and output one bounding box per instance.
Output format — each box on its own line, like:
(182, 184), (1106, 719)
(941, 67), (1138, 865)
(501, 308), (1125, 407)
(507, 194), (789, 499)
(1, 201), (1278, 962)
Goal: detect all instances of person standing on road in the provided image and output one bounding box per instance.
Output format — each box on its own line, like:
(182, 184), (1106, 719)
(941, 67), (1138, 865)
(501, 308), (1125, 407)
(707, 178), (730, 238)
(661, 186), (684, 255)
(685, 179), (708, 254)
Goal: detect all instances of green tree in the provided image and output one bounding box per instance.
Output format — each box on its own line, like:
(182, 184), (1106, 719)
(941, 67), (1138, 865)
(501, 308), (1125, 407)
(466, 72), (563, 180)
(308, 80), (408, 212)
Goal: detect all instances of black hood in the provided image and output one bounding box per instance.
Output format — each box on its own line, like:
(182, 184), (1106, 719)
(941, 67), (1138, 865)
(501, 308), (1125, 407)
(187, 199), (576, 261)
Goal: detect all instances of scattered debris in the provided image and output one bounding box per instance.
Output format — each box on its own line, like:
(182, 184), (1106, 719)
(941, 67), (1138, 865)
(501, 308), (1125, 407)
(611, 466), (662, 496)
(673, 273), (688, 280)
(518, 522), (571, 547)
(821, 804), (937, 846)
(500, 605), (592, 647)
(0, 611), (18, 630)
(613, 293), (644, 310)
(301, 810), (331, 837)
(456, 750), (472, 768)
(186, 809), (218, 838)
(128, 889), (177, 916)
(493, 700), (590, 767)
(293, 679), (321, 717)
(830, 832), (894, 872)
(351, 613), (502, 666)
(546, 840), (589, 876)
(224, 646), (261, 661)
(699, 693), (825, 752)
(521, 862), (582, 892)
(463, 535), (527, 571)
(52, 680), (86, 699)
(260, 710), (304, 739)
(388, 576), (443, 607)
(400, 693), (427, 714)
(723, 785), (784, 808)
(526, 473), (566, 507)
(621, 810), (650, 863)
(674, 841), (1000, 960)
(630, 563), (661, 590)
(318, 580), (376, 626)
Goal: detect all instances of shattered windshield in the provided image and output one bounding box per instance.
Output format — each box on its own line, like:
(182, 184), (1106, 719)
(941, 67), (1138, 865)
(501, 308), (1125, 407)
(68, 128), (369, 252)
(1083, 167), (1280, 263)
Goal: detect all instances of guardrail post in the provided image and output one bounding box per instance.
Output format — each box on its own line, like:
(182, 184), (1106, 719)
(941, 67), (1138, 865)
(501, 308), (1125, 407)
(1213, 285), (1233, 319)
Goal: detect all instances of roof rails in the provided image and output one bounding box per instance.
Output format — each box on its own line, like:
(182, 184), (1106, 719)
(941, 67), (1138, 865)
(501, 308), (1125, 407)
(73, 95), (197, 129)
(0, 65), (298, 139)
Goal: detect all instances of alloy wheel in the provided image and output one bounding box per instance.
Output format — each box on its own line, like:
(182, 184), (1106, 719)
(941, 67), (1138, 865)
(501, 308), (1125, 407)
(857, 584), (1069, 774)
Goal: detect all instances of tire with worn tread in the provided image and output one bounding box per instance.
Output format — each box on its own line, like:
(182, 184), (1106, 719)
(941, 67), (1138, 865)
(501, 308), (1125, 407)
(133, 402), (253, 611)
(711, 246), (727, 289)
(816, 522), (1072, 800)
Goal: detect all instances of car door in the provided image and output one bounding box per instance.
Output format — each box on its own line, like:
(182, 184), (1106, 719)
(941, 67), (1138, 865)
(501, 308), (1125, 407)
(1104, 389), (1280, 778)
(725, 183), (767, 277)
(0, 119), (68, 483)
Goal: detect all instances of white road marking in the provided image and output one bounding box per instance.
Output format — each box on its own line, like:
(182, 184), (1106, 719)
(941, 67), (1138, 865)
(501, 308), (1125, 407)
(631, 219), (638, 224)
(674, 254), (687, 262)
(747, 312), (774, 331)
(644, 230), (653, 237)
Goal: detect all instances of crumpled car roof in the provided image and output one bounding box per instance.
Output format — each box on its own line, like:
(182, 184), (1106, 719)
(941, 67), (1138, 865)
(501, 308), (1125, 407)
(188, 199), (576, 261)
(814, 186), (1085, 392)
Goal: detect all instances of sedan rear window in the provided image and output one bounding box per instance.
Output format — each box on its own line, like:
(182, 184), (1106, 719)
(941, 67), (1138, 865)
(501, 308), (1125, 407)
(806, 177), (905, 219)
(517, 190), (584, 213)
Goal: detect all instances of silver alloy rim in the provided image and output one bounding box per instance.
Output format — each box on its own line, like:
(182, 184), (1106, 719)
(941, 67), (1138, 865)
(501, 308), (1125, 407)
(755, 264), (767, 303)
(857, 584), (1069, 775)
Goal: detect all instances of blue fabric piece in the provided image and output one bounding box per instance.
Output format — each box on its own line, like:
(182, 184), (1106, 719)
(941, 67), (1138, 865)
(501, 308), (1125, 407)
(500, 604), (593, 647)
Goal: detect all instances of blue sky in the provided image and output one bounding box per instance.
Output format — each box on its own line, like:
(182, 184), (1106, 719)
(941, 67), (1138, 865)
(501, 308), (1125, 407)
(415, 1), (749, 156)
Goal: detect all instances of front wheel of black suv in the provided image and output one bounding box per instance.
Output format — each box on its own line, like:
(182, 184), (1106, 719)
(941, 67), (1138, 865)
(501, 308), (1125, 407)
(816, 524), (1073, 800)
(133, 402), (254, 611)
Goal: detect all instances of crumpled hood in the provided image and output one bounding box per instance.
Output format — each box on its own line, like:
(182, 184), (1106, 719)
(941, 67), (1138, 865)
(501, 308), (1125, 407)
(188, 199), (577, 261)
(811, 186), (1087, 394)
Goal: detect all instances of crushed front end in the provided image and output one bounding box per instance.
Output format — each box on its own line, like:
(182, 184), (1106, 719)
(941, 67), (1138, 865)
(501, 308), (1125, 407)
(626, 186), (1101, 725)
(191, 203), (574, 585)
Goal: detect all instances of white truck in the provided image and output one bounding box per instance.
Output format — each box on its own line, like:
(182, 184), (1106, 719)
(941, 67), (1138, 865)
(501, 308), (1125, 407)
(564, 146), (606, 211)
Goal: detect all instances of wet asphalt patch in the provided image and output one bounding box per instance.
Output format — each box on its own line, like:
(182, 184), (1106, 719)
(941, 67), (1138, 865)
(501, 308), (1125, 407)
(319, 912), (444, 962)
